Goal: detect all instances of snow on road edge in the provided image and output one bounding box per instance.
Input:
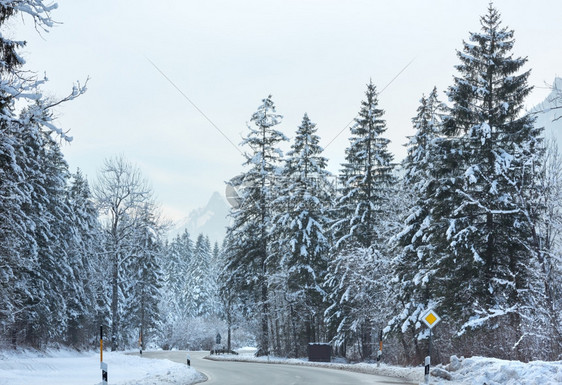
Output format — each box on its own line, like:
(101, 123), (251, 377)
(206, 353), (562, 385)
(205, 354), (426, 384)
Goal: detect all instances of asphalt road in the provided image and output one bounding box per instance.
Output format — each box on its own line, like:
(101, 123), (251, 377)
(142, 350), (414, 385)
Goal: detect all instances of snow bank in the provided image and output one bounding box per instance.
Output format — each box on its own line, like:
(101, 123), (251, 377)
(208, 351), (562, 384)
(451, 356), (562, 385)
(0, 349), (204, 385)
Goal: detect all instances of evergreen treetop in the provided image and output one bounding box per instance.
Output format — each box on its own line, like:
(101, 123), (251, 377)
(334, 81), (395, 249)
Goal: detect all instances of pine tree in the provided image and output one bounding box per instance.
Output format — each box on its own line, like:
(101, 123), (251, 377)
(187, 234), (213, 317)
(433, 4), (543, 358)
(325, 81), (396, 359)
(324, 246), (391, 359)
(160, 230), (193, 349)
(0, 120), (39, 346)
(389, 88), (447, 363)
(224, 95), (287, 355)
(0, 1), (85, 348)
(333, 81), (396, 249)
(24, 115), (73, 347)
(165, 231), (193, 315)
(125, 204), (163, 350)
(0, 1), (64, 347)
(208, 242), (223, 317)
(65, 170), (104, 348)
(271, 113), (333, 355)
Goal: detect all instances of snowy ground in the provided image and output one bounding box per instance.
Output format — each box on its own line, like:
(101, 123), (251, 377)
(209, 348), (562, 385)
(0, 349), (204, 385)
(1, 347), (562, 385)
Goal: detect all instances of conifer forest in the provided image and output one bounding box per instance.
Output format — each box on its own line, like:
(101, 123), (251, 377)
(2, 1), (562, 365)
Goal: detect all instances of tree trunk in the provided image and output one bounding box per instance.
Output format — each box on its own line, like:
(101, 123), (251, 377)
(227, 301), (232, 351)
(111, 255), (119, 351)
(260, 278), (269, 355)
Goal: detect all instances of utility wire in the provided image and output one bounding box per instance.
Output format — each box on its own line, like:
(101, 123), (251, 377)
(145, 56), (243, 155)
(324, 57), (416, 149)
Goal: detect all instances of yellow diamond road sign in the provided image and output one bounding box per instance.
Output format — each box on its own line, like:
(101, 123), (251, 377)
(422, 309), (441, 329)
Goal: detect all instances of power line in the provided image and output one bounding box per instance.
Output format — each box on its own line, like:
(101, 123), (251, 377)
(145, 56), (243, 155)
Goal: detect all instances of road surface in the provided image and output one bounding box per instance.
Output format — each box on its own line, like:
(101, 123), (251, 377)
(142, 350), (414, 385)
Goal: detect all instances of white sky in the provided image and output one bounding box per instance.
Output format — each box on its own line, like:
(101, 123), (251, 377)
(14, 0), (562, 222)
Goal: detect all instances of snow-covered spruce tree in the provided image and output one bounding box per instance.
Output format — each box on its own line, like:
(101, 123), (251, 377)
(437, 4), (544, 359)
(208, 241), (223, 318)
(65, 170), (105, 348)
(159, 230), (193, 349)
(9, 105), (73, 348)
(160, 235), (224, 350)
(224, 95), (287, 355)
(332, 81), (396, 249)
(269, 113), (333, 356)
(0, 1), (85, 348)
(389, 88), (448, 364)
(167, 230), (193, 316)
(185, 234), (213, 317)
(325, 81), (396, 360)
(323, 246), (392, 360)
(123, 203), (163, 351)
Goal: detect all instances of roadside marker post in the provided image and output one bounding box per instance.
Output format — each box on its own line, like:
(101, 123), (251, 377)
(139, 328), (143, 356)
(101, 361), (108, 385)
(421, 309), (441, 384)
(101, 326), (108, 385)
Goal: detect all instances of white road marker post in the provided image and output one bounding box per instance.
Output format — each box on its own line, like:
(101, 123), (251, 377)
(100, 326), (108, 385)
(139, 327), (143, 356)
(421, 309), (441, 384)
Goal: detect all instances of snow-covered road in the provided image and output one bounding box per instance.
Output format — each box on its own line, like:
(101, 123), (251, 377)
(144, 350), (414, 384)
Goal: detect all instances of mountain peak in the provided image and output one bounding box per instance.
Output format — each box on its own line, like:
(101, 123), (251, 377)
(207, 191), (227, 209)
(170, 192), (230, 243)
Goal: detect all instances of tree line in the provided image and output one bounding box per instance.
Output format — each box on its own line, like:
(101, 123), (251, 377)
(0, 1), (227, 352)
(223, 4), (562, 363)
(2, 1), (562, 364)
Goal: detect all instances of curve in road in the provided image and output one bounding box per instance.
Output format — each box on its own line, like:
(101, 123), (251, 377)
(143, 350), (414, 385)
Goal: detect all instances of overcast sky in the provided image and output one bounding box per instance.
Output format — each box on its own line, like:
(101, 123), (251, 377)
(14, 0), (562, 222)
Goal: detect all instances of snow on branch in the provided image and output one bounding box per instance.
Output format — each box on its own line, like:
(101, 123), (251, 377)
(23, 78), (88, 142)
(44, 77), (88, 109)
(458, 305), (518, 336)
(10, 0), (59, 31)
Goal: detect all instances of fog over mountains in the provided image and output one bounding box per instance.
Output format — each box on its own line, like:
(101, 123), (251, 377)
(171, 191), (230, 244)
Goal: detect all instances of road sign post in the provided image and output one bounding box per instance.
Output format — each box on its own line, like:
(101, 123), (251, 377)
(421, 309), (441, 384)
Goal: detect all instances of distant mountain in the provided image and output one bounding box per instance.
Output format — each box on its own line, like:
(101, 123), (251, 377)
(170, 192), (230, 244)
(530, 77), (562, 144)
